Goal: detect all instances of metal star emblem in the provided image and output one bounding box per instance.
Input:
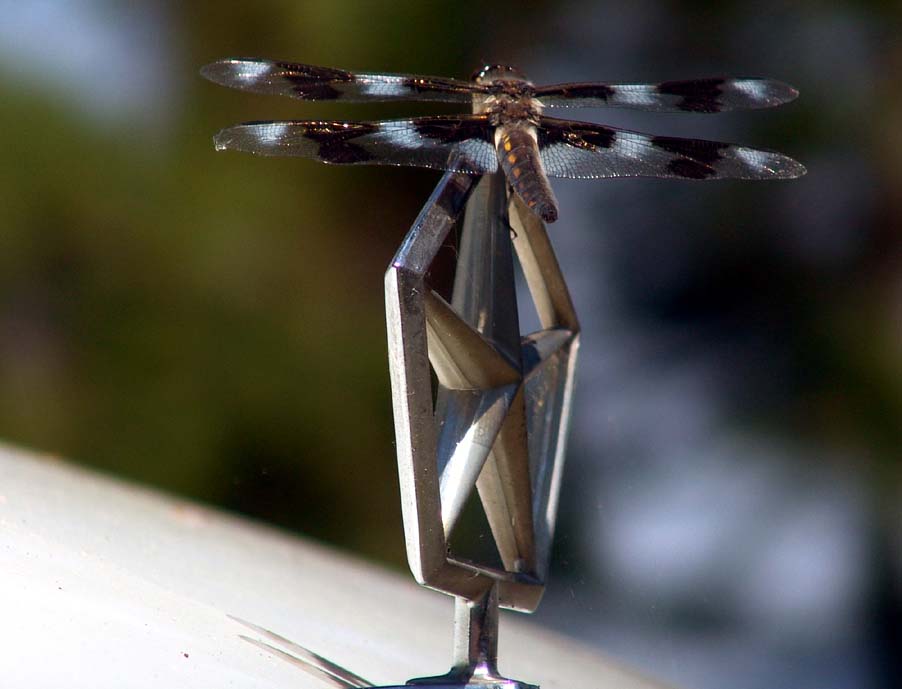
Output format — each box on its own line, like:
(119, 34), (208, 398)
(386, 170), (579, 612)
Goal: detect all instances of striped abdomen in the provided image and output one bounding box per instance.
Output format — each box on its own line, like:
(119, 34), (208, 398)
(496, 126), (559, 223)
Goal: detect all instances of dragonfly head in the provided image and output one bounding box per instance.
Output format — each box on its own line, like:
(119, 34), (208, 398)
(472, 64), (527, 84)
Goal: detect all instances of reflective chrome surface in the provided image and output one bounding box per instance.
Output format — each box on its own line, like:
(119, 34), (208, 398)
(386, 169), (579, 613)
(381, 165), (579, 688)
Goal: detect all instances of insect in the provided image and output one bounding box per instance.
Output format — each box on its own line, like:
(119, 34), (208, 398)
(201, 59), (805, 223)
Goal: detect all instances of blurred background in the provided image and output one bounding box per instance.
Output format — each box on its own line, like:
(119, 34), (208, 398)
(0, 2), (899, 688)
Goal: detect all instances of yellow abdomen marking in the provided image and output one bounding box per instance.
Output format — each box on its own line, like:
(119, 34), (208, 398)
(507, 153), (517, 164)
(503, 138), (512, 152)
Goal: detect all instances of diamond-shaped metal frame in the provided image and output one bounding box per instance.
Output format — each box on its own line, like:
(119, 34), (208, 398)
(385, 170), (579, 613)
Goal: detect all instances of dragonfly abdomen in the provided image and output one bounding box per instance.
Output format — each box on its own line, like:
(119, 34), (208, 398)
(496, 127), (559, 223)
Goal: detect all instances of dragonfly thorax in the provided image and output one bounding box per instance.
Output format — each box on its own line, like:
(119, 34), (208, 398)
(471, 67), (541, 121)
(485, 97), (542, 126)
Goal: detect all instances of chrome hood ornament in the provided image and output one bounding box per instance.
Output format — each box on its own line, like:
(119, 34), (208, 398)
(381, 166), (579, 687)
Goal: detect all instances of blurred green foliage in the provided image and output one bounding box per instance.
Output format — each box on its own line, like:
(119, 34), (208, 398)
(0, 0), (899, 577)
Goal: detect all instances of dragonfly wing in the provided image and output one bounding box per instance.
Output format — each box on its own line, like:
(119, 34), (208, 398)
(201, 59), (486, 103)
(212, 116), (499, 174)
(537, 116), (806, 180)
(534, 78), (798, 112)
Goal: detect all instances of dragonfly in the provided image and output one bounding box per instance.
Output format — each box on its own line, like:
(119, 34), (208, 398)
(201, 59), (805, 223)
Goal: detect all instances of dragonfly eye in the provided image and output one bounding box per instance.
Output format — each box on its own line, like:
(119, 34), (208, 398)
(472, 64), (525, 83)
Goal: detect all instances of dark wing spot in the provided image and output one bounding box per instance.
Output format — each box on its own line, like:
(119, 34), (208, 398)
(276, 62), (354, 100)
(651, 136), (728, 164)
(667, 158), (716, 179)
(300, 122), (379, 140)
(577, 126), (616, 149)
(570, 84), (615, 101)
(540, 123), (616, 150)
(413, 119), (493, 145)
(401, 76), (484, 96)
(318, 142), (372, 164)
(302, 122), (378, 163)
(538, 84), (615, 102)
(657, 78), (726, 113)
